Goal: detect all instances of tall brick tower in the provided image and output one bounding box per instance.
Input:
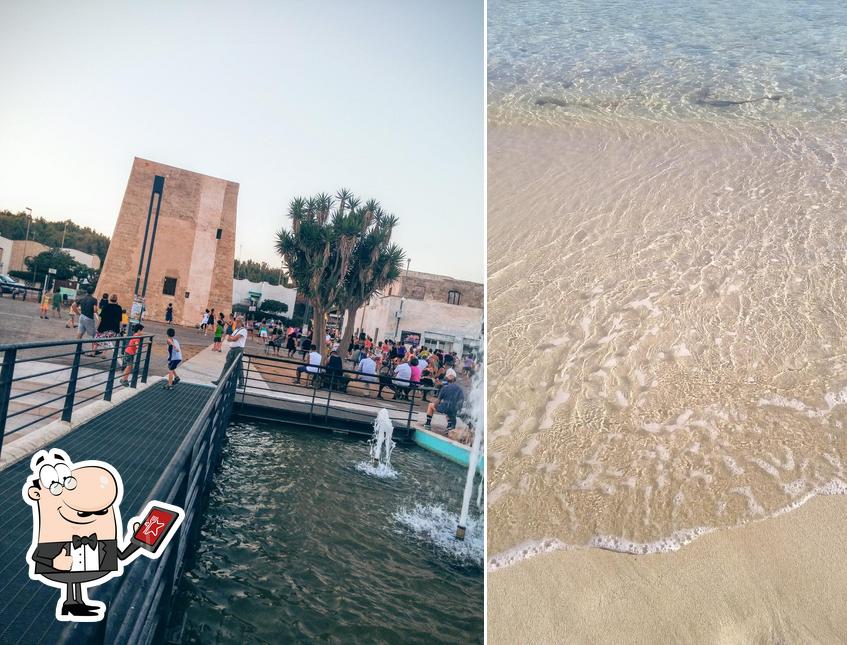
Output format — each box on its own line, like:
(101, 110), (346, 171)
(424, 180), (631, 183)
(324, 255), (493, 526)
(98, 157), (238, 326)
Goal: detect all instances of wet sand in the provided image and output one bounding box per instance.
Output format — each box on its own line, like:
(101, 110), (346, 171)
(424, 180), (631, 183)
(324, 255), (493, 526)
(488, 119), (847, 557)
(488, 495), (847, 644)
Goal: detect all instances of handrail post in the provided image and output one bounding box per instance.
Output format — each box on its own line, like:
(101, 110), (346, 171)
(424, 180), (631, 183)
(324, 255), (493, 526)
(242, 354), (250, 398)
(141, 336), (153, 383)
(104, 339), (121, 402)
(406, 384), (415, 430)
(0, 347), (18, 457)
(309, 368), (318, 422)
(130, 340), (142, 389)
(62, 343), (83, 422)
(324, 371), (333, 423)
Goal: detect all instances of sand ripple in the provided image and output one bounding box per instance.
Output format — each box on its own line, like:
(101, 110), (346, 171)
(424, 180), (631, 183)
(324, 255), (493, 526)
(487, 117), (847, 559)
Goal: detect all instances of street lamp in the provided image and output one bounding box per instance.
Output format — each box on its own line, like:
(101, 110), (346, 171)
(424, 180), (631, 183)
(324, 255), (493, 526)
(392, 258), (411, 341)
(23, 207), (32, 268)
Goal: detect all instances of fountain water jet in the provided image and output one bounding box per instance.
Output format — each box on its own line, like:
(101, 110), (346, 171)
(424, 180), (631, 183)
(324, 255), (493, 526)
(456, 359), (484, 540)
(356, 408), (398, 478)
(370, 408), (395, 467)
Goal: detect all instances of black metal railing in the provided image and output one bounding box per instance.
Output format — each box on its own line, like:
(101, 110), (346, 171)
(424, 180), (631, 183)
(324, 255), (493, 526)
(237, 352), (438, 433)
(92, 351), (241, 644)
(0, 335), (155, 459)
(0, 283), (41, 300)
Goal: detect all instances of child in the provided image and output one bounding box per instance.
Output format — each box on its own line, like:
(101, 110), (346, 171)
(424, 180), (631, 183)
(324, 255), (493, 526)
(119, 323), (144, 386)
(259, 322), (268, 344)
(164, 327), (182, 390)
(213, 317), (224, 352)
(40, 290), (51, 319)
(66, 300), (80, 329)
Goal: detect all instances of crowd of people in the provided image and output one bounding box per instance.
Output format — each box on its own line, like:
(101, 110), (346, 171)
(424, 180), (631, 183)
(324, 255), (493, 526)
(39, 291), (476, 426)
(44, 288), (182, 391)
(278, 328), (476, 433)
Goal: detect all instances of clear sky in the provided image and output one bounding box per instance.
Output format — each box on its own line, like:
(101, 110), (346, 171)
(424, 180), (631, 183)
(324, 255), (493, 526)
(0, 1), (483, 282)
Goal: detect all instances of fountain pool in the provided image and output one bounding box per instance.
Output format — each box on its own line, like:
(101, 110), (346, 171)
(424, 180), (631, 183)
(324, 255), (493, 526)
(165, 420), (483, 643)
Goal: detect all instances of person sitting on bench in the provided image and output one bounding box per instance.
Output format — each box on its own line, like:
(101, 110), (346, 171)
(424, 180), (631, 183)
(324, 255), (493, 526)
(392, 357), (413, 401)
(324, 349), (348, 391)
(424, 369), (464, 431)
(294, 342), (323, 383)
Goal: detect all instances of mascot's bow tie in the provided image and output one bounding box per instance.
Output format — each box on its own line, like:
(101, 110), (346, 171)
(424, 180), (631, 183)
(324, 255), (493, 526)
(72, 534), (98, 549)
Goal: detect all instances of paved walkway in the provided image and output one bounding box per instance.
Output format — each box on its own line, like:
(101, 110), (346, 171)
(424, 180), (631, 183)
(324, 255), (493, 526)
(0, 382), (213, 644)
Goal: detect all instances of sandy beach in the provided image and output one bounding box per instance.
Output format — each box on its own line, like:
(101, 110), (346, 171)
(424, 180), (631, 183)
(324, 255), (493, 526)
(489, 495), (847, 644)
(487, 0), (847, 636)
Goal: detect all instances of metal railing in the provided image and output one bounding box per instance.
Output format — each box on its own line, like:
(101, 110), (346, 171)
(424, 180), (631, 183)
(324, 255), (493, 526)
(99, 351), (240, 644)
(0, 334), (155, 460)
(0, 283), (40, 300)
(237, 352), (438, 434)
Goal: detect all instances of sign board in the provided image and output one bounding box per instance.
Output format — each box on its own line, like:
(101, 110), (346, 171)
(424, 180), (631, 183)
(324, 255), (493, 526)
(249, 305), (256, 312)
(130, 296), (145, 325)
(400, 330), (421, 347)
(47, 268), (57, 275)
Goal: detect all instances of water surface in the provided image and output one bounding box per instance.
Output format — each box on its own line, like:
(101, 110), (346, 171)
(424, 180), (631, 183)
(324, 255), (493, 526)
(166, 421), (483, 643)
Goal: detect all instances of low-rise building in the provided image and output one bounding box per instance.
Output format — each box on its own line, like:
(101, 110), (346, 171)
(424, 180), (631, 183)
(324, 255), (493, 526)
(351, 270), (483, 357)
(0, 236), (102, 274)
(8, 239), (50, 272)
(61, 247), (101, 270)
(232, 278), (297, 315)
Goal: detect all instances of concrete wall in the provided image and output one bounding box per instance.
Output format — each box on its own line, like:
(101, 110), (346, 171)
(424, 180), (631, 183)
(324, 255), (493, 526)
(0, 236), (13, 274)
(97, 157), (238, 326)
(8, 239), (50, 272)
(232, 278), (297, 314)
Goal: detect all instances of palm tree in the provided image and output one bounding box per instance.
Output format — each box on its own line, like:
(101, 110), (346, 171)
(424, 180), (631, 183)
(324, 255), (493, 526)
(275, 190), (381, 356)
(337, 209), (405, 349)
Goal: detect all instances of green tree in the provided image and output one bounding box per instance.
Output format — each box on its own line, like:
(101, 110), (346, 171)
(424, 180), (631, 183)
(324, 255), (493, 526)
(337, 205), (405, 347)
(0, 210), (110, 261)
(24, 249), (93, 282)
(233, 258), (292, 285)
(275, 190), (373, 356)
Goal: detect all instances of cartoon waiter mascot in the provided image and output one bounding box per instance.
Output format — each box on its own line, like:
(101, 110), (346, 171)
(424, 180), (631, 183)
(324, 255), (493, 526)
(22, 448), (184, 622)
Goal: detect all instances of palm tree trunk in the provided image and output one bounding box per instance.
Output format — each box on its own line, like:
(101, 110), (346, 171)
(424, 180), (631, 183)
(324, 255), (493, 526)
(312, 303), (327, 357)
(339, 302), (360, 351)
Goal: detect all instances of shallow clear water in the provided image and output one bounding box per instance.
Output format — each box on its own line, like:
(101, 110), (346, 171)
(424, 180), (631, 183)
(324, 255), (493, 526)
(166, 421), (482, 643)
(489, 0), (847, 124)
(487, 0), (847, 564)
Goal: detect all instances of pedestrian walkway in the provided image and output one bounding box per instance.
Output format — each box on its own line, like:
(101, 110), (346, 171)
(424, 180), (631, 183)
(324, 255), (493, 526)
(178, 344), (270, 389)
(0, 381), (213, 644)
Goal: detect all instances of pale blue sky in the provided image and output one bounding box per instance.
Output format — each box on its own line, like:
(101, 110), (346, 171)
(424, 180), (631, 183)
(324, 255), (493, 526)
(0, 1), (483, 281)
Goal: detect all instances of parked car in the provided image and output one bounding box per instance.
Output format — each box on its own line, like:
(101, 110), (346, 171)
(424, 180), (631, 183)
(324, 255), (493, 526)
(0, 274), (27, 297)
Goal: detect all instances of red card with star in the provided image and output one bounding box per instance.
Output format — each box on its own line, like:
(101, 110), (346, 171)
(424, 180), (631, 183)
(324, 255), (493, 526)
(132, 506), (178, 551)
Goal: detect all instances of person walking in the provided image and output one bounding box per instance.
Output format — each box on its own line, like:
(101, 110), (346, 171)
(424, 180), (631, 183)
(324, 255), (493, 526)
(165, 303), (173, 324)
(51, 289), (62, 318)
(164, 327), (183, 390)
(40, 290), (51, 319)
(95, 294), (122, 354)
(212, 316), (247, 387)
(213, 316), (224, 352)
(119, 323), (144, 386)
(66, 299), (79, 329)
(286, 331), (297, 358)
(424, 369), (464, 432)
(74, 288), (98, 354)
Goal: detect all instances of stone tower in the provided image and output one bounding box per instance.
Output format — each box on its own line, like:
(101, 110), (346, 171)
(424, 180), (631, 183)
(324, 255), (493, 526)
(98, 157), (238, 326)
